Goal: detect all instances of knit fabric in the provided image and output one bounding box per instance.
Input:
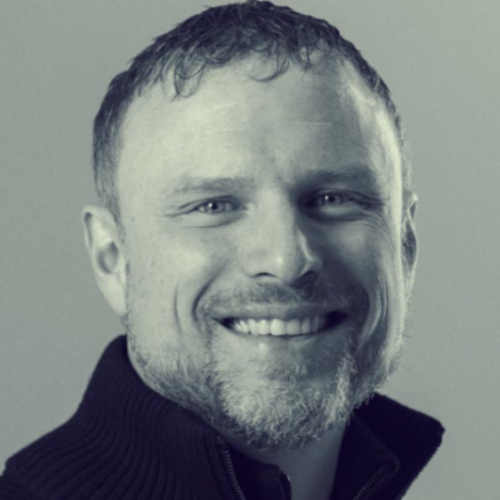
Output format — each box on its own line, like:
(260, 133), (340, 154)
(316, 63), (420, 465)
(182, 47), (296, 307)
(0, 337), (444, 500)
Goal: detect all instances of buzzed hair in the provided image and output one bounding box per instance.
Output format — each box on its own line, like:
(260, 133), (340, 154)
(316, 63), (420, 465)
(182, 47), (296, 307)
(93, 0), (409, 222)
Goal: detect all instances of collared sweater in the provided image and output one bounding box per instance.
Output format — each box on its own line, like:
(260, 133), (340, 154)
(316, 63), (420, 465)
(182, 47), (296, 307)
(0, 337), (444, 500)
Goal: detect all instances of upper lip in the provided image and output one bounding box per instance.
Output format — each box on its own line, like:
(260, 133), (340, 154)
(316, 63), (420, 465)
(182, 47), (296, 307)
(212, 305), (346, 322)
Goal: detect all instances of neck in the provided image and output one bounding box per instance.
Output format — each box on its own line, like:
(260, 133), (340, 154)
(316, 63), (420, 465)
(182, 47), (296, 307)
(221, 423), (347, 500)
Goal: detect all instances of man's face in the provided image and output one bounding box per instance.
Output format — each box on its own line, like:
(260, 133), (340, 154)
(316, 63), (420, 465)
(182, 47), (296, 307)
(116, 58), (415, 450)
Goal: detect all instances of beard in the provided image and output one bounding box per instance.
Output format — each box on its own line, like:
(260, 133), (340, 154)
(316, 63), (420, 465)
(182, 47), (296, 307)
(125, 273), (405, 453)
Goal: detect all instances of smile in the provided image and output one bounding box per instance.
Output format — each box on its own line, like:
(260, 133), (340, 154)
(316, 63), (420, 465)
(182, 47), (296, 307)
(223, 312), (347, 337)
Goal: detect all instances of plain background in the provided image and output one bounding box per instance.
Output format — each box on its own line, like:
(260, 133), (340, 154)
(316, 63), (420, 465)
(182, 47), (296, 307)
(1, 1), (499, 498)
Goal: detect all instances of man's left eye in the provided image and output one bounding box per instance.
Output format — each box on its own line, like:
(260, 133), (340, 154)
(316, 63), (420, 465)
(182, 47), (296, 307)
(308, 192), (352, 208)
(316, 193), (348, 206)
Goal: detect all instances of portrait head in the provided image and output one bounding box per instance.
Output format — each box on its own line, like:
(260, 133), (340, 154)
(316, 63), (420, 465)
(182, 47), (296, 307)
(83, 0), (418, 452)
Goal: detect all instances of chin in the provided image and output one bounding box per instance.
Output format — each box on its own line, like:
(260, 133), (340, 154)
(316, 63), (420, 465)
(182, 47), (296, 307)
(207, 354), (357, 451)
(205, 330), (399, 452)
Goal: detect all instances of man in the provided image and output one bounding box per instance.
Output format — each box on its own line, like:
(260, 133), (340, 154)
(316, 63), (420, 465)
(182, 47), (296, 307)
(0, 1), (444, 499)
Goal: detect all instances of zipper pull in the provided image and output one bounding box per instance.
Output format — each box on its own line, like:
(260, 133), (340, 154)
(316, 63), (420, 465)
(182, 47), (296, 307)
(277, 470), (292, 500)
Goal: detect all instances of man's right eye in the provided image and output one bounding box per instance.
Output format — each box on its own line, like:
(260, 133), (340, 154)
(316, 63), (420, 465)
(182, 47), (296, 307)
(195, 200), (236, 214)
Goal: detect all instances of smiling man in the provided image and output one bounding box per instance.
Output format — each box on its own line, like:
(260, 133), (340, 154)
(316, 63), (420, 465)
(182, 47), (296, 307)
(0, 2), (444, 500)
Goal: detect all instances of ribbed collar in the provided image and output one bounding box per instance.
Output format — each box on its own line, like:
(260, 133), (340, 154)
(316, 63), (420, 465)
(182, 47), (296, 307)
(7, 337), (240, 500)
(230, 393), (444, 500)
(5, 336), (444, 500)
(229, 405), (401, 500)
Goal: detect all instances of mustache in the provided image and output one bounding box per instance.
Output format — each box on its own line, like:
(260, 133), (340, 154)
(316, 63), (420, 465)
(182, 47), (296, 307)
(199, 279), (368, 316)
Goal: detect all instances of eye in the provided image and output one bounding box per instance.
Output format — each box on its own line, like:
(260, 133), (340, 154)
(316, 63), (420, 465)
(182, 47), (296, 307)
(307, 192), (351, 208)
(195, 199), (236, 214)
(303, 190), (369, 220)
(316, 193), (348, 206)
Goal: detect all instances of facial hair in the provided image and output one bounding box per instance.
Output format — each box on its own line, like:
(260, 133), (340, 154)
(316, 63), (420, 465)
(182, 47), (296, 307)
(125, 274), (404, 452)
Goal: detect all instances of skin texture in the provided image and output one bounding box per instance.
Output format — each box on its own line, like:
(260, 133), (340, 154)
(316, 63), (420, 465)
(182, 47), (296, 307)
(83, 57), (418, 500)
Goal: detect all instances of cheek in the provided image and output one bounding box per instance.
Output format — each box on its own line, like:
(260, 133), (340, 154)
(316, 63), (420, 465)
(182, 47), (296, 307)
(133, 225), (231, 278)
(169, 229), (234, 294)
(129, 228), (234, 321)
(334, 217), (402, 275)
(332, 220), (405, 326)
(126, 228), (235, 365)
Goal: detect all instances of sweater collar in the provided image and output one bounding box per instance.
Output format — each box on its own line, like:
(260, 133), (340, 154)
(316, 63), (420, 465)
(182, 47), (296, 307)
(10, 336), (442, 500)
(228, 409), (401, 500)
(228, 395), (444, 500)
(80, 336), (443, 500)
(81, 336), (400, 500)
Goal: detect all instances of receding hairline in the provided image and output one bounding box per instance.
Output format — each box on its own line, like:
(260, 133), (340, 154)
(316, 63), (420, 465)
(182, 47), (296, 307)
(92, 1), (412, 224)
(119, 51), (369, 127)
(116, 51), (406, 192)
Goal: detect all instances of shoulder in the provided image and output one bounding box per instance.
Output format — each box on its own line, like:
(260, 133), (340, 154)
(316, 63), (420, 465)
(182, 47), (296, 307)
(0, 420), (76, 500)
(0, 474), (37, 500)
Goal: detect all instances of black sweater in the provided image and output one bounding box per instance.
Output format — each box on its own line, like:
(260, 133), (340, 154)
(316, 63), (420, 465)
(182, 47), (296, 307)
(0, 337), (444, 500)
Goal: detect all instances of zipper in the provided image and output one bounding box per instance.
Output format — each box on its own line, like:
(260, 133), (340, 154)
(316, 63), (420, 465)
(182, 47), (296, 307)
(217, 436), (248, 500)
(351, 465), (391, 500)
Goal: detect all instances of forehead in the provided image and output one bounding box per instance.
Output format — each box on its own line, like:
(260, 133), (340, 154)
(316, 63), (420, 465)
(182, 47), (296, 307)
(122, 57), (386, 137)
(117, 58), (401, 205)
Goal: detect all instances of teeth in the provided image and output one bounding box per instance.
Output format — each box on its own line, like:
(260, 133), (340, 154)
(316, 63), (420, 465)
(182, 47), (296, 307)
(232, 320), (249, 333)
(249, 319), (258, 333)
(301, 318), (311, 334)
(286, 319), (302, 335)
(312, 316), (320, 332)
(228, 315), (327, 336)
(270, 319), (286, 336)
(257, 320), (269, 335)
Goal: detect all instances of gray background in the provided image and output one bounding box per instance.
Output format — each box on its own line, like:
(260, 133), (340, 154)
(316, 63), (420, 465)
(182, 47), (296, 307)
(1, 1), (499, 498)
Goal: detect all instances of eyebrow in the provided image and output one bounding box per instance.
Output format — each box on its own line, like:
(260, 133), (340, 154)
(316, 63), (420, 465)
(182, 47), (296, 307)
(314, 166), (381, 186)
(169, 176), (254, 196)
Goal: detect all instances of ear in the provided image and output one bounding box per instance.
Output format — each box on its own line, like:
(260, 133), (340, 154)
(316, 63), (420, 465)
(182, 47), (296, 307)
(82, 205), (128, 317)
(402, 192), (418, 278)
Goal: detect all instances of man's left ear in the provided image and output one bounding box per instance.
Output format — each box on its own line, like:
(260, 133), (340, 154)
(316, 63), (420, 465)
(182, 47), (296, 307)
(402, 192), (418, 276)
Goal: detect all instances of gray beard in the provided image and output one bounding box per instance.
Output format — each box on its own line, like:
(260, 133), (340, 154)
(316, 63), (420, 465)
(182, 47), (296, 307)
(125, 286), (404, 452)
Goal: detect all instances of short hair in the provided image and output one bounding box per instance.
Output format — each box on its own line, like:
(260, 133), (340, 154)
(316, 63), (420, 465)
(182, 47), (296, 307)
(93, 0), (410, 223)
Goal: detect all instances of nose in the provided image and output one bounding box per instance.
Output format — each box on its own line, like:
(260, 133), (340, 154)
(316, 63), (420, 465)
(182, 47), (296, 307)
(240, 204), (323, 285)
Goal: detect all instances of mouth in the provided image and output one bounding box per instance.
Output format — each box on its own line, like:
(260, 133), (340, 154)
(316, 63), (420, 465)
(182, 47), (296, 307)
(220, 312), (348, 337)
